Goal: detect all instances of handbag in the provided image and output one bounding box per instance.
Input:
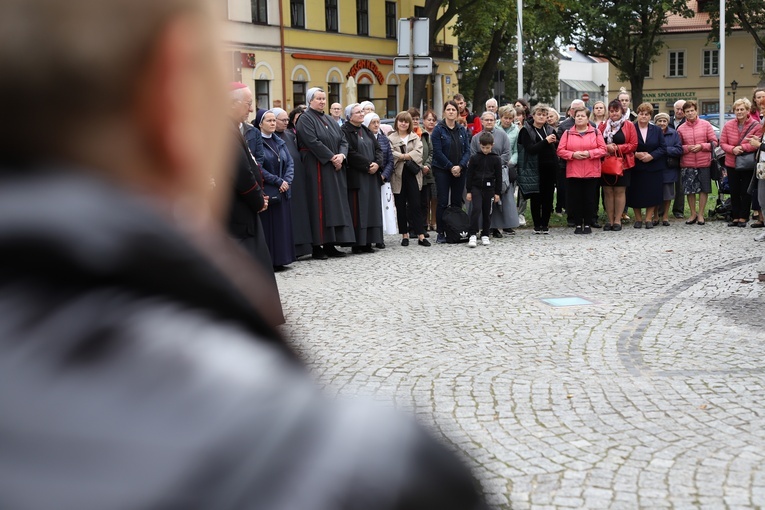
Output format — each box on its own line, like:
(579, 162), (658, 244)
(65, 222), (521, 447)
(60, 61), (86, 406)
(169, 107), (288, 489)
(400, 144), (421, 176)
(601, 147), (624, 176)
(733, 123), (757, 171)
(666, 156), (680, 169)
(709, 140), (722, 181)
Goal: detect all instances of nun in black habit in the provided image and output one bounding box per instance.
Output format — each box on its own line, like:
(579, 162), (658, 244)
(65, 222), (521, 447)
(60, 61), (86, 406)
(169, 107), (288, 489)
(341, 103), (384, 253)
(296, 87), (355, 258)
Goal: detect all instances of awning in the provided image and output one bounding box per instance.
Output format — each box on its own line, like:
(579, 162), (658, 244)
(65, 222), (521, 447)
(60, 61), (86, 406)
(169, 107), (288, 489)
(560, 79), (602, 93)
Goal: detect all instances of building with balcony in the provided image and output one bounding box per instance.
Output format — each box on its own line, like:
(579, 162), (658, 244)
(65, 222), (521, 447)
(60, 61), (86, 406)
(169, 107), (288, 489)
(223, 0), (460, 117)
(609, 0), (765, 115)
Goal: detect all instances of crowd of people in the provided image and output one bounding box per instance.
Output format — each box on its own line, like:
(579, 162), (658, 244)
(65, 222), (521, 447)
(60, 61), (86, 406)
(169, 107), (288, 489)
(234, 85), (765, 269)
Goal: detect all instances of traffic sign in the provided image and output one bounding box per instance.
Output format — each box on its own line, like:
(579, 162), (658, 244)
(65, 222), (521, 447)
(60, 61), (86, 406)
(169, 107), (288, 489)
(397, 18), (430, 56)
(394, 57), (433, 75)
(582, 93), (590, 102)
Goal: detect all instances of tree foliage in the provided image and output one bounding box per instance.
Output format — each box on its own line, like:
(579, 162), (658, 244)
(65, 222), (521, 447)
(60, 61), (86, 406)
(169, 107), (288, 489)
(564, 0), (693, 105)
(455, 0), (563, 114)
(706, 0), (765, 80)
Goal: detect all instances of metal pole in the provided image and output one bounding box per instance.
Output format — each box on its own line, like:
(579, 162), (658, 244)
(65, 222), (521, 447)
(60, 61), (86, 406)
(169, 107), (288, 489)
(517, 0), (523, 99)
(719, 0), (725, 125)
(409, 17), (415, 109)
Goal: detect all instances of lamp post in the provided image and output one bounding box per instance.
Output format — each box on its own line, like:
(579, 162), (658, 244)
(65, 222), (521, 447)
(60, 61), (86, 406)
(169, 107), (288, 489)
(599, 83), (606, 102)
(456, 68), (463, 81)
(731, 79), (738, 109)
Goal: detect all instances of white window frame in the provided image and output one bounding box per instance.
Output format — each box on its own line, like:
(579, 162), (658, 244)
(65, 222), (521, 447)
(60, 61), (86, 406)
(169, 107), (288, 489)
(756, 46), (764, 74)
(701, 48), (719, 77)
(668, 49), (686, 78)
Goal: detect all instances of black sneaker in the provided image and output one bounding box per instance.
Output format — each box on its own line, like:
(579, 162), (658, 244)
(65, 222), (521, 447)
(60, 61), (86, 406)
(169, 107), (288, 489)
(583, 225), (592, 234)
(591, 222), (602, 229)
(574, 225), (583, 235)
(504, 228), (516, 236)
(492, 229), (503, 238)
(418, 238), (431, 247)
(542, 226), (550, 234)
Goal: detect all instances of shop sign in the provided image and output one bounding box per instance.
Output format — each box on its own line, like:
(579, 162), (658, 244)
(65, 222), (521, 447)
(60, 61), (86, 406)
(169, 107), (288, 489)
(347, 59), (385, 84)
(642, 91), (697, 100)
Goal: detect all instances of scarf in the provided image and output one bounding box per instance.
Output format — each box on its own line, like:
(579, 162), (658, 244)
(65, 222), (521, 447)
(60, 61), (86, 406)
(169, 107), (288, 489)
(603, 117), (625, 144)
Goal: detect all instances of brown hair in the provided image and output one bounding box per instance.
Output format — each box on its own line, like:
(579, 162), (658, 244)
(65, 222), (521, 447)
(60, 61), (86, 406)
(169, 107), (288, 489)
(422, 109), (438, 121)
(682, 100), (698, 112)
(407, 107), (421, 119)
(751, 88), (765, 114)
(636, 102), (654, 115)
(571, 106), (590, 118)
(395, 111), (414, 134)
(608, 99), (624, 113)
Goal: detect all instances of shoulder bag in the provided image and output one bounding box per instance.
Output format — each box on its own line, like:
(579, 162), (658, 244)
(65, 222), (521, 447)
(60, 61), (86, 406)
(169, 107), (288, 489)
(734, 123), (757, 171)
(400, 144), (421, 176)
(708, 140), (722, 181)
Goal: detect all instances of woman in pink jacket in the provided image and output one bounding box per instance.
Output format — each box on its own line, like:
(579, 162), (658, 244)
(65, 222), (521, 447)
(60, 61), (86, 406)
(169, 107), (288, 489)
(557, 106), (607, 234)
(720, 98), (762, 227)
(676, 100), (717, 225)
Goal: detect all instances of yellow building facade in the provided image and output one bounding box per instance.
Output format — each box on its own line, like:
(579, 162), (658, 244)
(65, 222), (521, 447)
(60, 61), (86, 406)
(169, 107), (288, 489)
(609, 0), (765, 115)
(223, 0), (460, 117)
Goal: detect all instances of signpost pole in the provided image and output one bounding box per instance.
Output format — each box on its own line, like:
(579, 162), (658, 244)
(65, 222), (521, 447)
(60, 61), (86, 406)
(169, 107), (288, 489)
(409, 17), (414, 109)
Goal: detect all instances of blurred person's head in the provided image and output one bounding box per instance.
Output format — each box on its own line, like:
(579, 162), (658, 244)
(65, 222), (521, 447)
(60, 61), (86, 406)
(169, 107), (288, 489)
(329, 103), (343, 120)
(0, 0), (230, 223)
(674, 100), (686, 119)
(485, 98), (498, 114)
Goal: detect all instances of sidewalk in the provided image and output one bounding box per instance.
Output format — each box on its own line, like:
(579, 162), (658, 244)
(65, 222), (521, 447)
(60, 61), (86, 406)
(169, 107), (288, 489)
(277, 220), (765, 509)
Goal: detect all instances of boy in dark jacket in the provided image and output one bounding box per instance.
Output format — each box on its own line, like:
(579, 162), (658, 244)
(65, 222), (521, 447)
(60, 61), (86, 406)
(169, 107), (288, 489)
(465, 132), (502, 247)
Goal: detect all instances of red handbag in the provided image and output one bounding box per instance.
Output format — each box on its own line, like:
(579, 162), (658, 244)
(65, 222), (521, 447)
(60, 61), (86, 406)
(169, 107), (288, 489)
(601, 147), (624, 177)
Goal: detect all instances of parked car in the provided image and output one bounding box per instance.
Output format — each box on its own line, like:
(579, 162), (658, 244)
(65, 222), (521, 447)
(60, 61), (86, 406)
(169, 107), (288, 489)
(699, 113), (735, 140)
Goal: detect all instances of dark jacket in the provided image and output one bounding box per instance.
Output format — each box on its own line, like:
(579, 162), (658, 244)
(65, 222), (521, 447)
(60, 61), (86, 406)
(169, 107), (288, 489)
(377, 131), (395, 181)
(431, 120), (471, 172)
(661, 126), (684, 183)
(341, 121), (383, 189)
(517, 122), (556, 196)
(229, 124), (265, 238)
(465, 152), (502, 195)
(0, 171), (488, 510)
(260, 134), (294, 199)
(243, 122), (265, 165)
(632, 122), (667, 173)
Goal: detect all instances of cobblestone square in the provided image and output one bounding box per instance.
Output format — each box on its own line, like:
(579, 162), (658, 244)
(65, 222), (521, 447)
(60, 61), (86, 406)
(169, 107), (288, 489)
(277, 220), (765, 509)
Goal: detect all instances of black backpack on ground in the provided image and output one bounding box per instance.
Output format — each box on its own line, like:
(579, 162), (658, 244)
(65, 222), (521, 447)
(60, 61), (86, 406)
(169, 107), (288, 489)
(442, 206), (470, 243)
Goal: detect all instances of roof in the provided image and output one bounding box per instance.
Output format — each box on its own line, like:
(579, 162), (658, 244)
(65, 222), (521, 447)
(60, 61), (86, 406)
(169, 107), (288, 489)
(560, 79), (602, 93)
(663, 0), (739, 34)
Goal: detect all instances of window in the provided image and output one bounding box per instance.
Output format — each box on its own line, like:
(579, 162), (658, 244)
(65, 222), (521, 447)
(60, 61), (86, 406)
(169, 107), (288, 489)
(702, 49), (718, 76)
(327, 83), (340, 106)
(293, 82), (307, 107)
(385, 1), (397, 39)
(668, 50), (685, 77)
(358, 84), (371, 103)
(290, 0), (304, 28)
(756, 47), (764, 74)
(387, 85), (398, 118)
(255, 80), (270, 109)
(701, 101), (719, 115)
(643, 63), (652, 78)
(356, 0), (369, 35)
(251, 0), (267, 23)
(414, 5), (425, 17)
(325, 0), (338, 32)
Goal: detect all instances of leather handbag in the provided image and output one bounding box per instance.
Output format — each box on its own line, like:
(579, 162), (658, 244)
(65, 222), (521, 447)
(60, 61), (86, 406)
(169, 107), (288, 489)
(400, 144), (421, 176)
(709, 140), (722, 181)
(734, 124), (757, 171)
(601, 147), (624, 177)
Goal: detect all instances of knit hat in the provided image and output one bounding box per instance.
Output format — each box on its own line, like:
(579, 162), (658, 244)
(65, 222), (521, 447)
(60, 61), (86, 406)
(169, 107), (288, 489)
(654, 112), (670, 123)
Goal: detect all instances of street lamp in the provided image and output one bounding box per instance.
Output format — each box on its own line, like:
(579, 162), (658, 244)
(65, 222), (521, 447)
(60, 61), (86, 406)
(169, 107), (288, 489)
(456, 67), (463, 81)
(599, 83), (606, 101)
(430, 61), (439, 84)
(731, 79), (738, 107)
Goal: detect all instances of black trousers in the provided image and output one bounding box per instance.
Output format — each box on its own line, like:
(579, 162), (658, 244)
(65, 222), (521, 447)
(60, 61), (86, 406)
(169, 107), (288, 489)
(555, 164), (567, 213)
(672, 172), (685, 214)
(395, 170), (423, 236)
(727, 166), (754, 219)
(420, 182), (432, 229)
(567, 177), (598, 226)
(528, 164), (556, 229)
(468, 185), (493, 237)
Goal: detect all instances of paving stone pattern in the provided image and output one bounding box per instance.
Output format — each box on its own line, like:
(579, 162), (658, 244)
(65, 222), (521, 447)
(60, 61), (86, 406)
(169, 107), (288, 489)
(277, 220), (765, 509)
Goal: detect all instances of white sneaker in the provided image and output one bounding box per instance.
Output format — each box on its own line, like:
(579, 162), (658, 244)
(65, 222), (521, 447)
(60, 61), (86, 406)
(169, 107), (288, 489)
(468, 235), (477, 247)
(481, 236), (490, 246)
(518, 216), (526, 226)
(755, 231), (765, 242)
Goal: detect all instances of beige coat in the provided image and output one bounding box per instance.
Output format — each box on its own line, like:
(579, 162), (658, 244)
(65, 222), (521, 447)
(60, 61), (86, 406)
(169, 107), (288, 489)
(387, 131), (424, 194)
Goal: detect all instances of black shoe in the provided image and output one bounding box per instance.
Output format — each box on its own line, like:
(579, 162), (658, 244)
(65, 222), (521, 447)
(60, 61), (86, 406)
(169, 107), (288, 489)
(542, 226), (550, 234)
(574, 225), (583, 235)
(423, 232), (430, 238)
(583, 225), (592, 234)
(567, 221), (576, 227)
(492, 229), (503, 238)
(375, 242), (386, 249)
(312, 247), (328, 260)
(612, 224), (622, 231)
(645, 222), (653, 229)
(603, 223), (612, 231)
(728, 221), (740, 227)
(673, 212), (684, 219)
(504, 228), (516, 235)
(401, 238), (409, 246)
(362, 244), (375, 253)
(324, 246), (346, 257)
(662, 220), (670, 226)
(418, 238), (431, 246)
(591, 222), (602, 229)
(351, 246), (363, 254)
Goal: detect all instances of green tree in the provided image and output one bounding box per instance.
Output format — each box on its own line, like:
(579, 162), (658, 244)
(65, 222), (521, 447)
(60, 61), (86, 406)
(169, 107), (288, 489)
(706, 0), (765, 81)
(564, 0), (693, 105)
(455, 0), (562, 114)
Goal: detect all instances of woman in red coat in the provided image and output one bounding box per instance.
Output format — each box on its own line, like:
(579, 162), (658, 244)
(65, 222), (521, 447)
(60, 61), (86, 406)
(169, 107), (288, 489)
(557, 106), (607, 234)
(599, 99), (638, 231)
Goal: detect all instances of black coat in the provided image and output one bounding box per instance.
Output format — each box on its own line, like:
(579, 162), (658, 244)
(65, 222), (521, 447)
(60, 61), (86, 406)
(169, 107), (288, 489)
(341, 122), (383, 189)
(0, 171), (487, 510)
(228, 124), (265, 239)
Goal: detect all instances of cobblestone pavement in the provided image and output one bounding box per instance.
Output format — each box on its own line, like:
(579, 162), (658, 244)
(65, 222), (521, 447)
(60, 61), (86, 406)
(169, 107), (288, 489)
(276, 218), (765, 509)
